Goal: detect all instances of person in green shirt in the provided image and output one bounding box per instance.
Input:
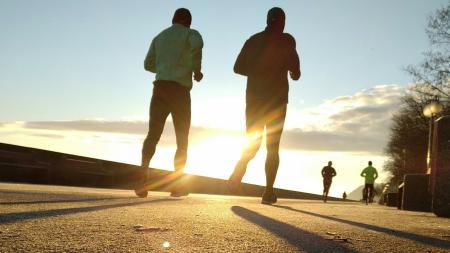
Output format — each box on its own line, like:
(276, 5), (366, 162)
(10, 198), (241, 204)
(136, 8), (203, 198)
(360, 161), (378, 204)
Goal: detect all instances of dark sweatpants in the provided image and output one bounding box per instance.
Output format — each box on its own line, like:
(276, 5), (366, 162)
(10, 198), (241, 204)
(141, 80), (191, 171)
(234, 96), (287, 193)
(363, 183), (375, 200)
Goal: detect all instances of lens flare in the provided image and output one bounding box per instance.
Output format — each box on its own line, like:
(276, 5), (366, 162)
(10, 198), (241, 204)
(163, 241), (170, 249)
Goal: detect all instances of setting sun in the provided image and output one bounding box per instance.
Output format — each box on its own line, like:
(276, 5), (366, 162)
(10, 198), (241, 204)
(185, 134), (247, 179)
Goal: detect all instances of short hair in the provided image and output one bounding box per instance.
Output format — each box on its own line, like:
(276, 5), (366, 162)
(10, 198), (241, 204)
(368, 161), (372, 166)
(267, 7), (285, 25)
(328, 161), (332, 165)
(172, 8), (192, 26)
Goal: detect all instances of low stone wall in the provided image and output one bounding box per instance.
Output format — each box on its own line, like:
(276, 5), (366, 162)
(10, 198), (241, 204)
(0, 142), (343, 201)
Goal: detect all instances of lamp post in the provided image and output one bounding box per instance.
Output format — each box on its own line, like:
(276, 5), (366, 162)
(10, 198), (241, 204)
(423, 101), (443, 174)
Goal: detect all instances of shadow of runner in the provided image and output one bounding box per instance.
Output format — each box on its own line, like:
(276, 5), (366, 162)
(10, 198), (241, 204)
(231, 206), (357, 253)
(0, 198), (180, 225)
(0, 197), (131, 205)
(273, 205), (450, 250)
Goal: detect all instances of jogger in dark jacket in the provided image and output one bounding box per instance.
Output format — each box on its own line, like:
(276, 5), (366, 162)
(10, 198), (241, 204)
(228, 7), (301, 204)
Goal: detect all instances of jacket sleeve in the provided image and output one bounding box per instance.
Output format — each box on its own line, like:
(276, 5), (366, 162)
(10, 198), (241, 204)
(234, 39), (251, 76)
(286, 34), (301, 80)
(189, 30), (203, 73)
(144, 39), (156, 73)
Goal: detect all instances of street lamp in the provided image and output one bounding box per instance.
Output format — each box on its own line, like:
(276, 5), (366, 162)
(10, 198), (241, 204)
(423, 100), (443, 173)
(423, 101), (443, 118)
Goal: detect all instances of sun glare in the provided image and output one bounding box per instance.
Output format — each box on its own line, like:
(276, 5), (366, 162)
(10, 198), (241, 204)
(185, 134), (247, 179)
(1, 123), (388, 197)
(196, 135), (247, 153)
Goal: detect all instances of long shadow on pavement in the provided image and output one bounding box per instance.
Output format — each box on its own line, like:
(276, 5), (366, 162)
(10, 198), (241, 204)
(0, 197), (130, 205)
(0, 198), (180, 225)
(273, 205), (450, 250)
(231, 206), (357, 253)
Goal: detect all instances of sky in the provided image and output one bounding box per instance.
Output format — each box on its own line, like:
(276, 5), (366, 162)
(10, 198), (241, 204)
(0, 0), (448, 198)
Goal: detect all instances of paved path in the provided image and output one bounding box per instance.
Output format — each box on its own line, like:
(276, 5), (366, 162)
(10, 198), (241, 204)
(1, 183), (450, 252)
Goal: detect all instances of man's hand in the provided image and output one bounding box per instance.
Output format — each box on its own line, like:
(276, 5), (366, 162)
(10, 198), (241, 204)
(194, 71), (203, 82)
(290, 70), (301, 81)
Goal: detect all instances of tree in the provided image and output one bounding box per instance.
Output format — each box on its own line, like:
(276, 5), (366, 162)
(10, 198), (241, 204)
(406, 1), (450, 99)
(384, 95), (429, 184)
(384, 2), (450, 185)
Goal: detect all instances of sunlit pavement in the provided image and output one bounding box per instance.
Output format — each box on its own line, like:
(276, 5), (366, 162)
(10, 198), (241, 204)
(1, 183), (450, 253)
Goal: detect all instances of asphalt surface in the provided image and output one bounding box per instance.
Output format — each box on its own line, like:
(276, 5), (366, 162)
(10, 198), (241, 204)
(1, 183), (450, 252)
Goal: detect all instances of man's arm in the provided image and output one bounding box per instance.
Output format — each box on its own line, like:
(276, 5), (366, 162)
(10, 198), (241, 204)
(189, 30), (203, 81)
(234, 39), (251, 76)
(360, 169), (366, 177)
(332, 168), (337, 177)
(286, 34), (300, 80)
(144, 39), (156, 73)
(374, 169), (379, 180)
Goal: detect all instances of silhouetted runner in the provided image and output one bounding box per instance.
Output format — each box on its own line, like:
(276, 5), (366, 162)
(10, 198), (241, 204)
(321, 161), (336, 202)
(228, 7), (301, 205)
(360, 161), (378, 204)
(136, 8), (203, 198)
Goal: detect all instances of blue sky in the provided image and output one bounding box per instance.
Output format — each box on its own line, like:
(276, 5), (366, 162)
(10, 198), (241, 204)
(0, 1), (447, 196)
(1, 0), (446, 121)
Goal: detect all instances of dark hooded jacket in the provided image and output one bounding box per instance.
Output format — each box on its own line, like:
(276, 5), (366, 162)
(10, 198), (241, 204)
(234, 26), (300, 104)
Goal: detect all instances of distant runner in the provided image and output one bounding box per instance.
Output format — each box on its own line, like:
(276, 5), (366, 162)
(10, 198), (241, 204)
(321, 161), (336, 202)
(360, 161), (378, 204)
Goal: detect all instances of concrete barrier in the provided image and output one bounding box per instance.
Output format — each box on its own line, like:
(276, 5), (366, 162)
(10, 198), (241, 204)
(386, 192), (398, 207)
(401, 174), (431, 212)
(0, 142), (341, 201)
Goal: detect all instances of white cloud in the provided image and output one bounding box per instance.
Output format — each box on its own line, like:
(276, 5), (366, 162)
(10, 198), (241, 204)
(285, 84), (406, 153)
(0, 84), (406, 154)
(295, 85), (405, 131)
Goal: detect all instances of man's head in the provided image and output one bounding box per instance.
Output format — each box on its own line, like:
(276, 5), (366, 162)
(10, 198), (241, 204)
(328, 161), (332, 166)
(368, 161), (372, 166)
(267, 7), (285, 32)
(172, 8), (192, 27)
